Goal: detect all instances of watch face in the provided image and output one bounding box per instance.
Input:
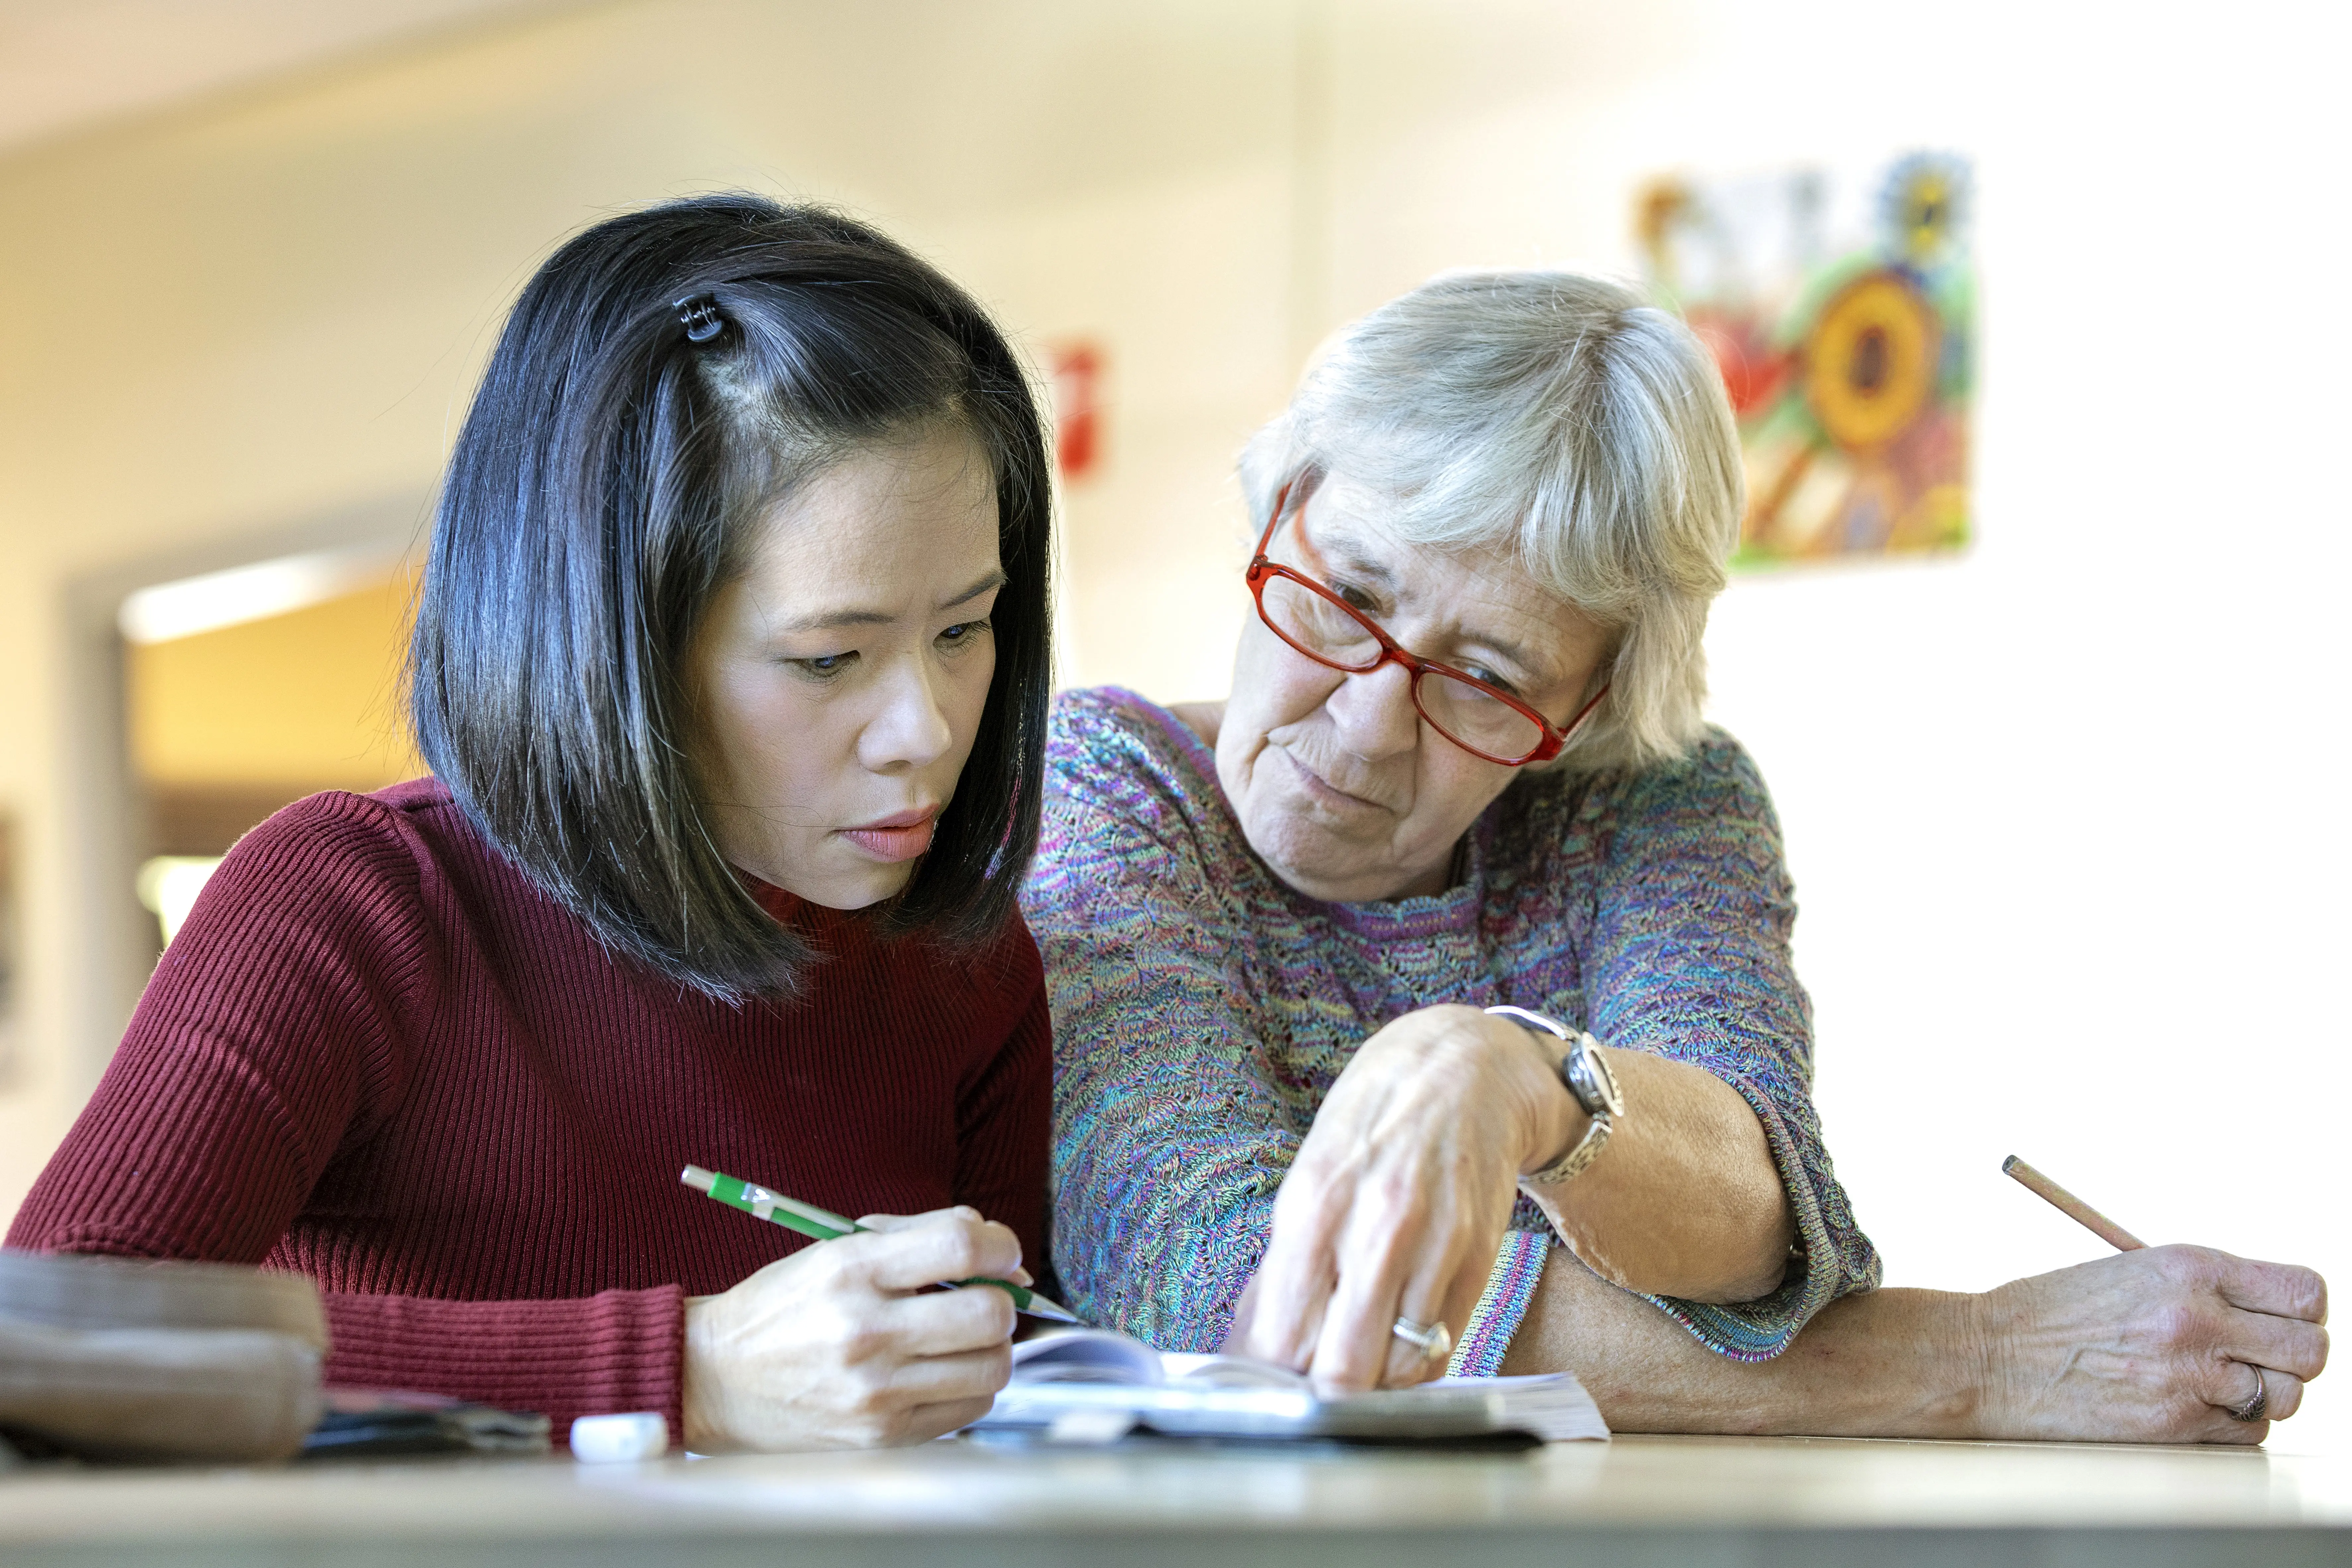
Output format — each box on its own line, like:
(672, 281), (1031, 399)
(1575, 1036), (1626, 1119)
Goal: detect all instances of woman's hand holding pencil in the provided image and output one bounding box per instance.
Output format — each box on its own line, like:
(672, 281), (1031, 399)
(677, 1202), (1032, 1453)
(1970, 1244), (2327, 1442)
(680, 1167), (1078, 1322)
(1990, 1155), (2329, 1442)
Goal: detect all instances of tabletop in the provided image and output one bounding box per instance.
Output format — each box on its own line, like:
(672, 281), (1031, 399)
(4, 1433), (2349, 1568)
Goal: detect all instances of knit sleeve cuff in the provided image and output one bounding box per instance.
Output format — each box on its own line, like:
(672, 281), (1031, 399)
(1445, 1229), (1551, 1378)
(1635, 1068), (1854, 1362)
(320, 1286), (686, 1451)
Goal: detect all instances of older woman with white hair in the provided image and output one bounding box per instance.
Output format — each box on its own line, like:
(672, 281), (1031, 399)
(1023, 270), (2328, 1440)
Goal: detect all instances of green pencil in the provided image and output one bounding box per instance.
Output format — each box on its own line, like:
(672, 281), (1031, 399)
(680, 1165), (1082, 1324)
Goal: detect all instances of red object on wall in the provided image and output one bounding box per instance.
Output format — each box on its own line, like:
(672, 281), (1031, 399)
(1685, 307), (1792, 420)
(1047, 341), (1104, 481)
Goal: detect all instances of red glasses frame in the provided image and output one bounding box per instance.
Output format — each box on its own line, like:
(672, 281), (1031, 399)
(1245, 481), (1610, 767)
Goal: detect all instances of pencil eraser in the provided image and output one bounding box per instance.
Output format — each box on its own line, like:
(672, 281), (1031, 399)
(569, 1411), (669, 1462)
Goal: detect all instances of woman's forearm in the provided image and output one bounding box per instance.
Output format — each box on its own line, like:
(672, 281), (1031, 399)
(1500, 1244), (2325, 1445)
(1500, 1249), (1987, 1435)
(1521, 1045), (1794, 1303)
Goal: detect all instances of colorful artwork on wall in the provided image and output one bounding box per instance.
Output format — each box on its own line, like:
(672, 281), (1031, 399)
(1636, 152), (1973, 566)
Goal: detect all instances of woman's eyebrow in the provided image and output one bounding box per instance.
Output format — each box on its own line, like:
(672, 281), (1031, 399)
(1314, 523), (1560, 684)
(1310, 535), (1398, 593)
(1297, 513), (1397, 590)
(1483, 636), (1545, 678)
(778, 605), (892, 633)
(776, 568), (1006, 634)
(1453, 625), (1557, 686)
(940, 568), (1008, 610)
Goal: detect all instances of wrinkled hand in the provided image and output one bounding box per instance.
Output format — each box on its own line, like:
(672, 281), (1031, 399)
(682, 1207), (1029, 1452)
(1229, 1004), (1572, 1392)
(1977, 1245), (2328, 1444)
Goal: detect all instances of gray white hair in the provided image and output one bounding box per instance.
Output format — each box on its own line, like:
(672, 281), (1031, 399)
(1238, 270), (1741, 773)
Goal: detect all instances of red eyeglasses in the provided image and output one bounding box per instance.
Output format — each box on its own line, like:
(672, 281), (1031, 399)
(1245, 482), (1610, 767)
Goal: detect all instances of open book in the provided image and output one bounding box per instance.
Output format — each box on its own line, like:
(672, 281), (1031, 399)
(972, 1328), (1608, 1444)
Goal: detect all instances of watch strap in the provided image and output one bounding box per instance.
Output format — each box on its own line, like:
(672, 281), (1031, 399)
(1523, 1109), (1611, 1186)
(1485, 1005), (1618, 1186)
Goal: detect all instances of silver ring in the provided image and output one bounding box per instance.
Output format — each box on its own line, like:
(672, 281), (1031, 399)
(2227, 1365), (2269, 1423)
(1391, 1316), (1452, 1363)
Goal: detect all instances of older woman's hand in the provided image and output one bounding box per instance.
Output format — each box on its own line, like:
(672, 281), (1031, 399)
(1231, 996), (1800, 1392)
(1230, 1004), (1576, 1391)
(1976, 1245), (2329, 1443)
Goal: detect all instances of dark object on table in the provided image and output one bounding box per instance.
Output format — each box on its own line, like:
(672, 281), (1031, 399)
(304, 1389), (550, 1458)
(0, 1249), (325, 1462)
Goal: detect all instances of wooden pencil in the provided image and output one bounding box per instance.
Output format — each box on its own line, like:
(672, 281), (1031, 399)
(2001, 1155), (2147, 1251)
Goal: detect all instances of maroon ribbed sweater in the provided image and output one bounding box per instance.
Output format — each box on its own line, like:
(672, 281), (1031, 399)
(7, 779), (1051, 1443)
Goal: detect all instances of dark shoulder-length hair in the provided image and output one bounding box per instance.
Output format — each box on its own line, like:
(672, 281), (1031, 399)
(410, 193), (1053, 1003)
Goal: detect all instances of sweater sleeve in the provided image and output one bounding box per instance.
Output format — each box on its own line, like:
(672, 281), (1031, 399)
(319, 1288), (684, 1441)
(4, 793), (687, 1442)
(947, 920), (1055, 1279)
(1580, 735), (1882, 1360)
(1021, 718), (1302, 1353)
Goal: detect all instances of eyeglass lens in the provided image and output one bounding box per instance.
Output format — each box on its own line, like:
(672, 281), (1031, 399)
(1257, 575), (1545, 762)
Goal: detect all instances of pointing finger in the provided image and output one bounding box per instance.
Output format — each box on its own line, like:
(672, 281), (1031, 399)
(1312, 1204), (1429, 1393)
(1243, 1182), (1344, 1370)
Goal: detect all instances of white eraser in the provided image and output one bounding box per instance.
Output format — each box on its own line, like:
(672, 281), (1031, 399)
(1045, 1408), (1137, 1445)
(569, 1411), (669, 1462)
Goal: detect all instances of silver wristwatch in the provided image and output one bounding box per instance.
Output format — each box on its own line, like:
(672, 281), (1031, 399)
(1485, 1005), (1623, 1186)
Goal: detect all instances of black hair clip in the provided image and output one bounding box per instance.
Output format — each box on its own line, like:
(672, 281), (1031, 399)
(674, 294), (725, 343)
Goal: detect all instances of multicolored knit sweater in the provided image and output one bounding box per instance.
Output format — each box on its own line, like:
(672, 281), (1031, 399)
(1021, 687), (1879, 1373)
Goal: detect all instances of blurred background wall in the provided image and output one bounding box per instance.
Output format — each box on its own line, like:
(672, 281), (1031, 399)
(0, 0), (2344, 1450)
